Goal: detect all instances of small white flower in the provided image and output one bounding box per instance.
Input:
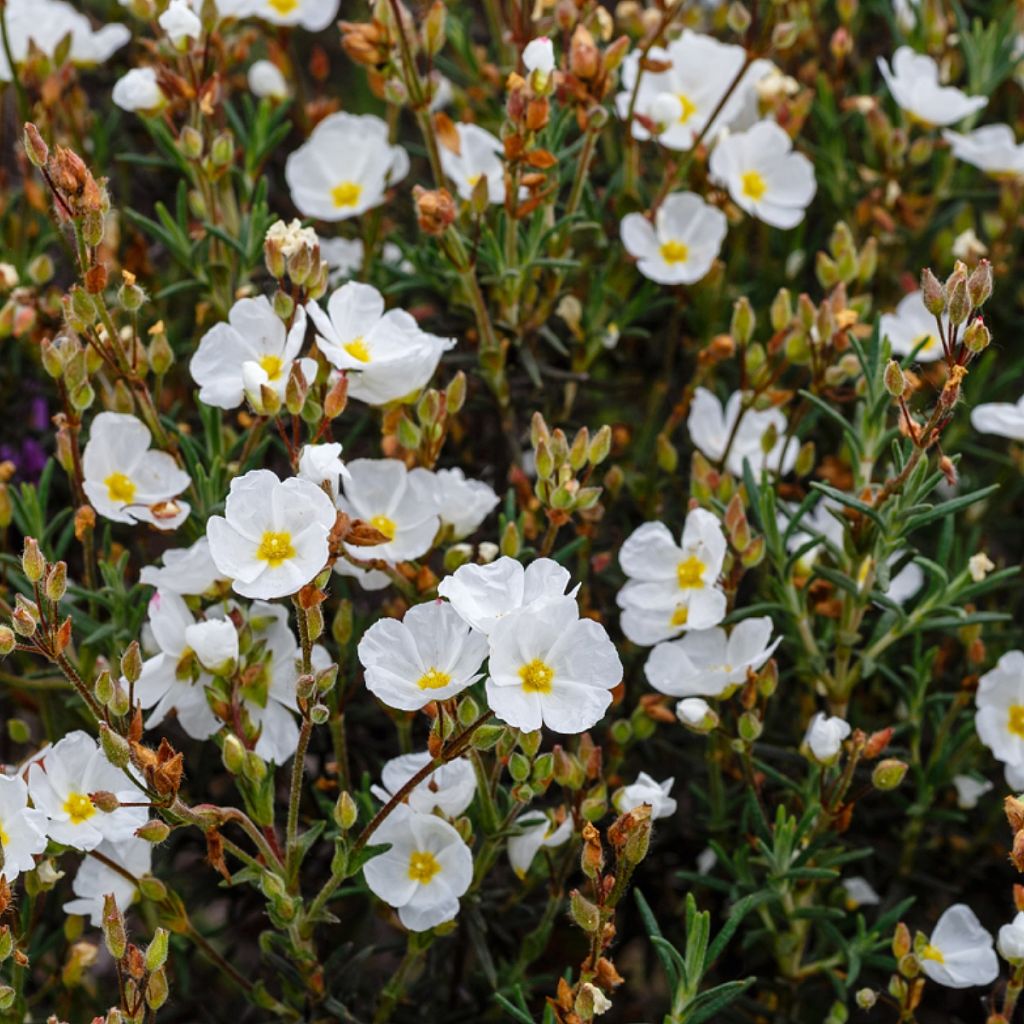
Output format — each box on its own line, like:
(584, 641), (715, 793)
(878, 47), (987, 127)
(696, 846), (717, 874)
(440, 122), (507, 204)
(248, 58), (289, 99)
(245, 0), (338, 29)
(265, 218), (318, 258)
(159, 0), (201, 46)
(944, 124), (1024, 178)
(485, 596), (622, 733)
(338, 459), (441, 565)
(709, 120), (817, 229)
(83, 413), (190, 530)
(613, 772), (676, 819)
(523, 36), (555, 76)
(952, 774), (993, 810)
(307, 282), (453, 405)
(206, 469), (338, 600)
(112, 67), (166, 114)
(645, 617), (780, 698)
(620, 192), (727, 286)
(63, 839), (152, 927)
(27, 732), (146, 851)
(371, 751), (477, 817)
(438, 556), (578, 635)
(617, 510), (728, 646)
(430, 468), (500, 540)
(968, 552), (996, 583)
(190, 297), (314, 410)
(362, 807), (473, 931)
(803, 712), (851, 763)
(139, 537), (225, 596)
(841, 876), (880, 909)
(298, 442), (349, 499)
(951, 227), (988, 261)
(975, 651), (1024, 768)
(285, 112), (409, 221)
(918, 904), (998, 988)
(507, 811), (572, 877)
(0, 774), (48, 880)
(999, 911), (1024, 962)
(676, 696), (716, 729)
(320, 237), (365, 281)
(580, 983), (612, 1016)
(879, 291), (947, 363)
(688, 387), (797, 477)
(971, 393), (1024, 441)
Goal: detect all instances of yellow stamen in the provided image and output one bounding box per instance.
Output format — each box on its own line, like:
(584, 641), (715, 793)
(921, 944), (945, 964)
(408, 849), (441, 884)
(331, 181), (363, 209)
(63, 792), (96, 825)
(676, 92), (698, 124)
(659, 240), (690, 265)
(0, 823), (8, 848)
(105, 472), (136, 504)
(670, 606), (689, 627)
(677, 555), (706, 590)
(740, 170), (767, 200)
(1009, 705), (1024, 738)
(466, 173), (482, 186)
(258, 354), (285, 381)
(370, 515), (396, 541)
(344, 337), (371, 363)
(256, 531), (296, 568)
(917, 334), (938, 352)
(267, 0), (298, 14)
(417, 667), (452, 690)
(519, 659), (554, 694)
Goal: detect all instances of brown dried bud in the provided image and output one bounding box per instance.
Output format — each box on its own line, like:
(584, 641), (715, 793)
(569, 24), (599, 79)
(23, 123), (49, 168)
(413, 185), (456, 235)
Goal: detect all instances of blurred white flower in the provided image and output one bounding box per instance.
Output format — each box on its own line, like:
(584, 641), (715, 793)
(439, 122), (506, 204)
(841, 876), (880, 909)
(0, 775), (48, 881)
(159, 0), (201, 45)
(112, 67), (166, 114)
(63, 839), (152, 927)
(803, 712), (851, 763)
(952, 774), (993, 810)
(140, 537), (226, 596)
(266, 218), (317, 258)
(523, 37), (555, 75)
(878, 47), (986, 126)
(944, 124), (1024, 178)
(244, 0), (338, 29)
(298, 442), (349, 499)
(248, 59), (289, 99)
(879, 291), (947, 363)
(614, 772), (676, 819)
(971, 393), (1024, 441)
(507, 811), (572, 877)
(968, 552), (995, 582)
(998, 911), (1024, 962)
(918, 904), (998, 988)
(975, 650), (1024, 769)
(371, 751), (477, 817)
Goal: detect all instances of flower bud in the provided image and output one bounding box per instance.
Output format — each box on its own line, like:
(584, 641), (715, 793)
(222, 733), (245, 774)
(872, 758), (907, 790)
(884, 359), (905, 397)
(334, 790), (358, 830)
(920, 268), (945, 315)
(962, 316), (990, 354)
(569, 889), (601, 932)
(121, 641), (143, 684)
(145, 928), (169, 972)
(945, 266), (970, 325)
(99, 723), (131, 769)
(23, 123), (49, 168)
(967, 258), (992, 309)
(136, 819), (171, 843)
(44, 561), (67, 602)
(855, 989), (877, 1009)
(110, 679), (130, 717)
(101, 894), (127, 960)
(11, 602), (38, 637)
(21, 537), (45, 582)
(0, 626), (15, 656)
(211, 131), (234, 167)
(731, 296), (755, 345)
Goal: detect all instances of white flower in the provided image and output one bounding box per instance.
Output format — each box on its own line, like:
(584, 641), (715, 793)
(358, 600), (487, 711)
(298, 442), (348, 499)
(334, 557), (392, 592)
(841, 876), (880, 909)
(803, 712), (851, 763)
(63, 839), (152, 927)
(975, 650), (1024, 767)
(307, 282), (453, 404)
(696, 846), (717, 874)
(709, 120), (816, 229)
(207, 469), (337, 600)
(688, 387), (797, 477)
(245, 0), (338, 29)
(951, 227), (988, 262)
(285, 112), (409, 221)
(371, 751), (477, 817)
(919, 904), (998, 988)
(878, 47), (987, 126)
(616, 32), (770, 151)
(320, 239), (410, 284)
(999, 911), (1024, 962)
(112, 68), (166, 114)
(134, 590), (222, 740)
(507, 811), (572, 877)
(439, 123), (506, 204)
(0, 775), (47, 880)
(614, 772), (676, 819)
(617, 511), (728, 646)
(265, 218), (318, 258)
(523, 36), (555, 75)
(338, 459), (441, 565)
(139, 537), (226, 596)
(969, 552), (996, 583)
(248, 59), (289, 99)
(438, 556), (578, 635)
(971, 393), (1024, 441)
(645, 617), (780, 698)
(676, 696), (715, 729)
(82, 413), (190, 530)
(620, 193), (727, 286)
(879, 291), (947, 363)
(27, 732), (146, 851)
(159, 0), (201, 45)
(486, 596), (622, 733)
(952, 774), (993, 810)
(944, 124), (1024, 178)
(430, 468), (500, 540)
(190, 297), (313, 410)
(362, 807), (473, 931)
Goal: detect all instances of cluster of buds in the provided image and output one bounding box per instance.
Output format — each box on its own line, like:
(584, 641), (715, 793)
(101, 895), (170, 1017)
(386, 371), (466, 467)
(886, 921), (925, 1018)
(815, 220), (878, 294)
(0, 256), (59, 341)
(558, 13), (628, 130)
(0, 538), (71, 664)
(263, 219), (329, 313)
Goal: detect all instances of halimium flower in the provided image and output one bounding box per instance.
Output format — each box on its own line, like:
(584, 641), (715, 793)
(358, 601), (488, 711)
(880, 291), (947, 362)
(190, 298), (314, 410)
(688, 387), (797, 477)
(952, 774), (993, 810)
(159, 0), (201, 45)
(918, 904), (998, 988)
(878, 47), (987, 126)
(439, 123), (507, 204)
(644, 617), (780, 698)
(507, 811), (573, 877)
(614, 773), (677, 820)
(438, 556), (578, 635)
(975, 650), (1024, 768)
(970, 393), (1024, 441)
(485, 596), (622, 733)
(248, 59), (289, 100)
(620, 192), (727, 286)
(363, 806), (473, 931)
(285, 112), (409, 221)
(27, 732), (146, 851)
(0, 775), (48, 880)
(943, 124), (1024, 178)
(371, 752), (477, 817)
(206, 469), (337, 600)
(803, 712), (851, 763)
(617, 511), (728, 646)
(307, 282), (453, 405)
(429, 468), (500, 540)
(998, 912), (1024, 962)
(112, 68), (166, 114)
(64, 839), (152, 927)
(82, 413), (190, 530)
(245, 0), (339, 29)
(709, 120), (817, 229)
(840, 877), (880, 909)
(139, 537), (226, 596)
(298, 442), (349, 499)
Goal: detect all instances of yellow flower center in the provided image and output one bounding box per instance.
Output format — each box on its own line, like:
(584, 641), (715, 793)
(671, 606), (689, 627)
(370, 515), (396, 541)
(519, 658), (554, 694)
(417, 667), (452, 690)
(344, 337), (371, 363)
(407, 849), (442, 884)
(331, 181), (363, 209)
(917, 333), (938, 352)
(267, 0), (298, 13)
(921, 943), (945, 964)
(0, 822), (8, 848)
(740, 170), (767, 200)
(659, 240), (690, 265)
(63, 792), (96, 825)
(256, 531), (296, 568)
(466, 173), (482, 186)
(258, 354), (285, 381)
(1009, 705), (1024, 738)
(105, 472), (136, 504)
(677, 555), (706, 590)
(676, 92), (698, 124)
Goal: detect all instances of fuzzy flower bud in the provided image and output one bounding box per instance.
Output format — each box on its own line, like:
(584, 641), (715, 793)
(884, 359), (906, 397)
(945, 264), (970, 325)
(962, 316), (990, 354)
(920, 268), (945, 316)
(21, 538), (45, 583)
(967, 258), (993, 309)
